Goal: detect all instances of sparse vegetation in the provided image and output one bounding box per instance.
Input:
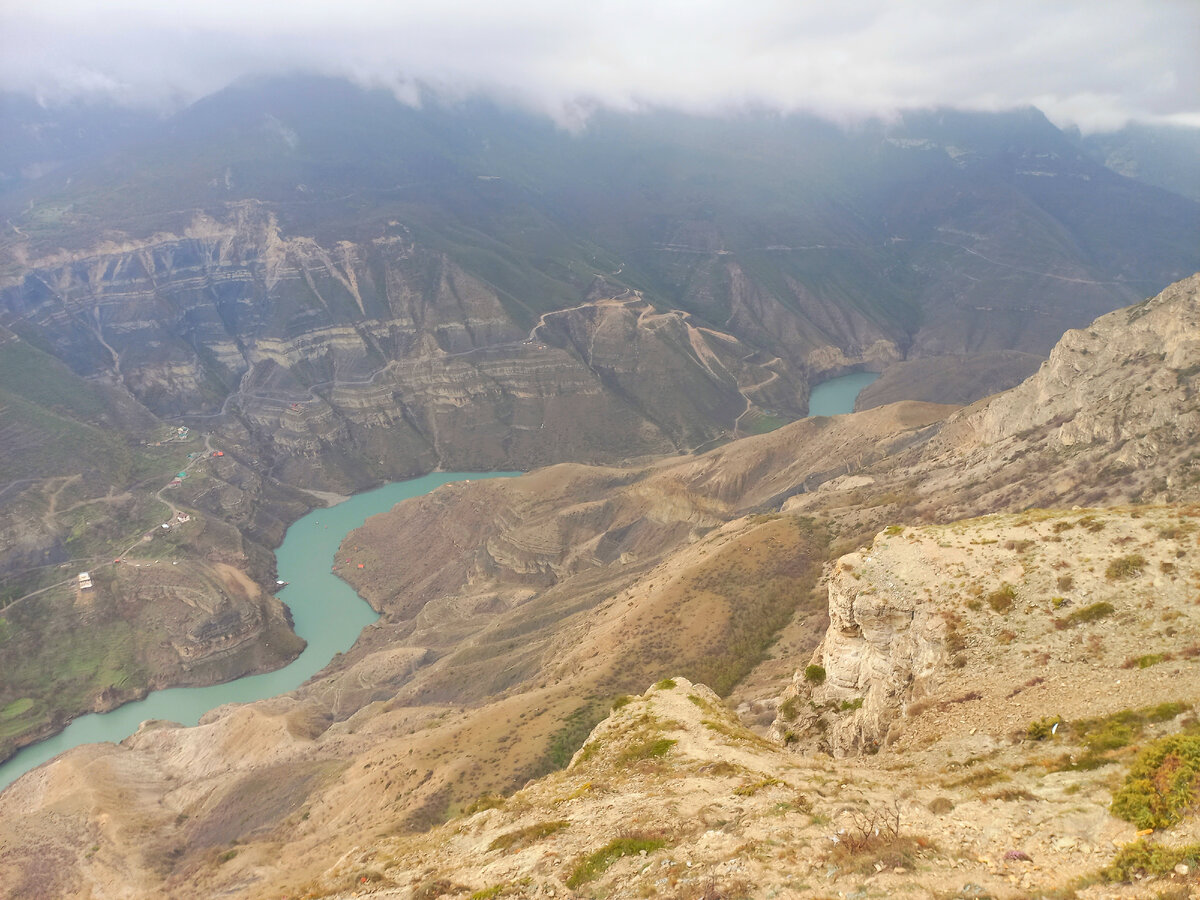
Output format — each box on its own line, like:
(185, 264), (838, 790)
(1110, 733), (1200, 829)
(486, 820), (569, 853)
(986, 583), (1016, 612)
(701, 717), (777, 751)
(1123, 652), (1169, 669)
(733, 776), (785, 796)
(778, 696), (800, 721)
(827, 800), (931, 875)
(565, 834), (667, 888)
(1026, 716), (1063, 741)
(1057, 601), (1115, 629)
(927, 797), (954, 814)
(1102, 838), (1200, 882)
(1106, 553), (1146, 580)
(536, 701), (610, 776)
(462, 794), (505, 816)
(1048, 702), (1188, 772)
(646, 517), (828, 696)
(804, 664), (826, 685)
(617, 736), (676, 764)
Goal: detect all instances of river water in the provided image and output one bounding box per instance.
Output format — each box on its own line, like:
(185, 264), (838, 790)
(806, 370), (878, 417)
(0, 472), (516, 791)
(0, 371), (877, 792)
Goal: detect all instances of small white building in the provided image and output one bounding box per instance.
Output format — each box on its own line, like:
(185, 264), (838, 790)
(78, 572), (93, 590)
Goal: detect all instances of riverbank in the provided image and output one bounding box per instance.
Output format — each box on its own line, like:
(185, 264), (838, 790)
(0, 372), (880, 793)
(0, 472), (517, 792)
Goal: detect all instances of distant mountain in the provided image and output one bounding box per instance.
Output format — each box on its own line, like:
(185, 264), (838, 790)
(1076, 121), (1200, 203)
(0, 78), (1197, 770)
(3, 79), (1198, 356)
(0, 93), (160, 195)
(2, 274), (1196, 900)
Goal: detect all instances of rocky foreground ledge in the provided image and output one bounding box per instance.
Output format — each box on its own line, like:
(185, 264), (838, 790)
(306, 504), (1200, 900)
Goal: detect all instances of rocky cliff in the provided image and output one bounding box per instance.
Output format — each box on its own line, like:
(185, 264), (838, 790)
(0, 207), (831, 494)
(1, 276), (1199, 898)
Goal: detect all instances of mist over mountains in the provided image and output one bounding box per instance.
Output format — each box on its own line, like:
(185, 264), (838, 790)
(1, 24), (1200, 898)
(4, 76), (1198, 338)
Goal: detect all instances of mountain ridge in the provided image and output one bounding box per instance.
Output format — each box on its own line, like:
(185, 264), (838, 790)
(0, 273), (1196, 898)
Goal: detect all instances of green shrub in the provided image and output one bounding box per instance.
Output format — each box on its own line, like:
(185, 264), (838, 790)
(986, 584), (1016, 613)
(1026, 716), (1063, 741)
(1052, 703), (1191, 773)
(487, 820), (570, 853)
(1110, 734), (1200, 829)
(1102, 838), (1200, 882)
(617, 737), (676, 763)
(1132, 653), (1167, 669)
(462, 794), (505, 815)
(654, 678), (677, 691)
(734, 776), (784, 796)
(779, 696), (800, 721)
(1106, 554), (1146, 580)
(1082, 719), (1137, 753)
(885, 525), (904, 536)
(840, 697), (864, 711)
(1057, 601), (1115, 629)
(804, 664), (826, 685)
(537, 702), (609, 775)
(611, 695), (633, 710)
(1147, 702), (1189, 723)
(565, 836), (667, 888)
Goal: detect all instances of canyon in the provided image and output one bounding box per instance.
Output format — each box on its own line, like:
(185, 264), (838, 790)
(0, 273), (1195, 898)
(1, 78), (1199, 898)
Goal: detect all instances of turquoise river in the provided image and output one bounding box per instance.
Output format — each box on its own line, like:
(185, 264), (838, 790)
(0, 370), (876, 792)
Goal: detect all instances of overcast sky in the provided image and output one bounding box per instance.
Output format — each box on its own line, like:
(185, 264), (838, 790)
(2, 0), (1197, 132)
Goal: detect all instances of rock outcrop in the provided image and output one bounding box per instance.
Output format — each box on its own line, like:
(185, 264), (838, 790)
(3, 277), (1200, 898)
(0, 209), (824, 495)
(771, 549), (946, 756)
(970, 273), (1200, 453)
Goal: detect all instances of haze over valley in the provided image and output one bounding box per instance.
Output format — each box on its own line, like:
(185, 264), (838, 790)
(1, 3), (1199, 898)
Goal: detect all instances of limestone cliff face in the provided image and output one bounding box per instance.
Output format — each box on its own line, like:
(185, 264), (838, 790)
(771, 548), (946, 756)
(718, 259), (905, 376)
(0, 209), (823, 489)
(772, 276), (1200, 758)
(970, 273), (1200, 456)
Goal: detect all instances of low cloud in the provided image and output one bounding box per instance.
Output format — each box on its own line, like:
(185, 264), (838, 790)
(2, 0), (1197, 132)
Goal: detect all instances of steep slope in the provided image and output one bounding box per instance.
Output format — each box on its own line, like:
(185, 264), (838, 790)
(787, 272), (1200, 539)
(316, 633), (1200, 900)
(0, 324), (312, 762)
(0, 206), (815, 490)
(1078, 121), (1200, 203)
(298, 503), (1200, 900)
(1, 88), (1195, 746)
(0, 275), (1196, 897)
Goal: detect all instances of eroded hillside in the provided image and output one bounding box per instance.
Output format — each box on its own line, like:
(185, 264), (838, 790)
(3, 87), (1197, 766)
(0, 276), (1197, 898)
(277, 505), (1200, 900)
